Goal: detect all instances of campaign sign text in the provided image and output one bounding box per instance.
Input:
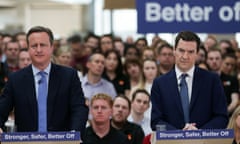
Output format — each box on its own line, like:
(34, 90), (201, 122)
(137, 0), (240, 33)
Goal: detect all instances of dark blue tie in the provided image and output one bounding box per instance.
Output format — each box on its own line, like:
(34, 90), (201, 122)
(38, 71), (47, 132)
(180, 74), (189, 123)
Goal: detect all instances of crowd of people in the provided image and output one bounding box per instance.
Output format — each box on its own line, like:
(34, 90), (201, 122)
(0, 26), (240, 144)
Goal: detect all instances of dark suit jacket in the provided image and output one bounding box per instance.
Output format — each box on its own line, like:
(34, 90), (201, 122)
(151, 67), (228, 130)
(0, 63), (89, 134)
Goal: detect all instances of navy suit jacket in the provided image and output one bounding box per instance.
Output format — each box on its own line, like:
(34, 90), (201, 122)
(0, 64), (89, 133)
(151, 67), (228, 130)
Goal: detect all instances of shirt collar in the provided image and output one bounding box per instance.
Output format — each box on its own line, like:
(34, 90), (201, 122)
(32, 63), (51, 76)
(175, 65), (195, 79)
(82, 74), (103, 86)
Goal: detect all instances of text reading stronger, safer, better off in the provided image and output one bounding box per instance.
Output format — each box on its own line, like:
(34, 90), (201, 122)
(137, 0), (240, 33)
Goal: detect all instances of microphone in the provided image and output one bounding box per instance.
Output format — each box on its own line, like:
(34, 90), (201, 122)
(38, 79), (42, 84)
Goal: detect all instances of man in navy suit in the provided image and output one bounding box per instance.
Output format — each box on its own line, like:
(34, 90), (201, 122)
(0, 26), (89, 134)
(151, 31), (228, 131)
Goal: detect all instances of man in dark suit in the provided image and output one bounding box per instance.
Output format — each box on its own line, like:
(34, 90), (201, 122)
(151, 31), (228, 131)
(0, 26), (89, 134)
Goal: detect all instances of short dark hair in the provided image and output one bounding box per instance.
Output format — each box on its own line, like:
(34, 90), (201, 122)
(26, 26), (54, 45)
(132, 89), (150, 102)
(175, 31), (201, 52)
(157, 43), (173, 54)
(113, 95), (131, 110)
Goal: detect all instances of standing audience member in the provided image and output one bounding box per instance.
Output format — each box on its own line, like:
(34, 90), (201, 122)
(82, 52), (117, 101)
(83, 93), (129, 144)
(151, 31), (228, 131)
(68, 34), (88, 74)
(114, 38), (125, 58)
(102, 49), (130, 97)
(18, 49), (32, 69)
(55, 45), (72, 67)
(3, 39), (20, 75)
(55, 45), (83, 78)
(99, 34), (114, 54)
(111, 95), (145, 144)
(156, 44), (175, 75)
(124, 58), (143, 99)
(124, 45), (141, 61)
(84, 32), (100, 54)
(128, 89), (152, 136)
(142, 47), (155, 60)
(0, 26), (89, 135)
(230, 38), (239, 50)
(207, 49), (239, 116)
(227, 106), (240, 144)
(129, 59), (159, 119)
(135, 37), (148, 55)
(14, 32), (27, 50)
(203, 34), (218, 51)
(196, 44), (207, 65)
(219, 39), (234, 55)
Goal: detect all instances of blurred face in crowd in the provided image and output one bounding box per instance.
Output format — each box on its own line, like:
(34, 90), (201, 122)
(142, 49), (155, 60)
(114, 41), (124, 56)
(204, 37), (216, 50)
(87, 53), (105, 77)
(157, 47), (174, 67)
(105, 52), (118, 72)
(136, 40), (147, 52)
(221, 56), (236, 75)
(5, 42), (20, 61)
(18, 50), (32, 69)
(196, 48), (206, 64)
(207, 51), (222, 72)
(174, 39), (198, 72)
(125, 47), (139, 60)
(56, 51), (72, 67)
(112, 97), (130, 123)
(126, 63), (141, 79)
(28, 32), (53, 69)
(132, 92), (149, 115)
(70, 42), (84, 59)
(86, 37), (99, 50)
(143, 60), (158, 82)
(90, 99), (112, 124)
(100, 36), (113, 54)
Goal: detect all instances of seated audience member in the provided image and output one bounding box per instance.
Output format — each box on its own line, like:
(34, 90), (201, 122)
(55, 45), (83, 78)
(227, 106), (240, 144)
(81, 52), (117, 101)
(83, 93), (129, 144)
(18, 49), (32, 69)
(128, 89), (152, 136)
(156, 43), (175, 75)
(207, 49), (239, 116)
(103, 49), (130, 97)
(111, 95), (145, 144)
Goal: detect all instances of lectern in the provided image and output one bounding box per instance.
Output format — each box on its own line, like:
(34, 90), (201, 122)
(1, 131), (81, 144)
(154, 129), (233, 144)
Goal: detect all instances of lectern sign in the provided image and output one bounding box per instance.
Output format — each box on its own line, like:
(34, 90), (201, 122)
(156, 129), (233, 144)
(1, 131), (81, 144)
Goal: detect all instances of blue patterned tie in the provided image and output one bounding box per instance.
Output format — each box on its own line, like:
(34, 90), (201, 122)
(180, 74), (189, 123)
(38, 71), (47, 132)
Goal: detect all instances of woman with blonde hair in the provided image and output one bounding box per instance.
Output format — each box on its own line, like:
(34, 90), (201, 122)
(227, 105), (240, 144)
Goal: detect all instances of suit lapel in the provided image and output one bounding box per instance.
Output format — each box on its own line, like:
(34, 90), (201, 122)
(25, 65), (38, 124)
(169, 70), (184, 114)
(47, 64), (60, 122)
(189, 67), (201, 110)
